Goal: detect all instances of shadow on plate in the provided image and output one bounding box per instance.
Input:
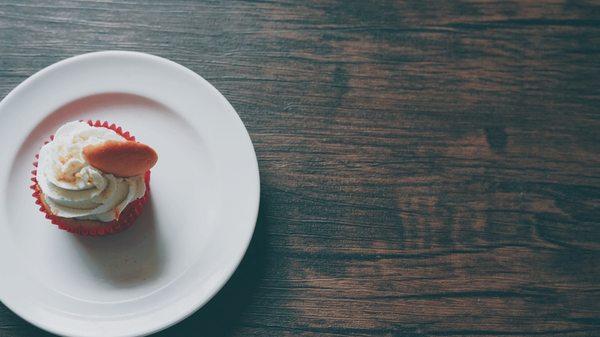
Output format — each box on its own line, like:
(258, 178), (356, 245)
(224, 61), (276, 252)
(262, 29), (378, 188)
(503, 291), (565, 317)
(0, 193), (263, 336)
(73, 199), (167, 287)
(0, 199), (168, 336)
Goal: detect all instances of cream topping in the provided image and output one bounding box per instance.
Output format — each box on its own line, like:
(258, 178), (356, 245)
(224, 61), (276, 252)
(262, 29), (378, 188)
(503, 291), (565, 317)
(36, 121), (146, 222)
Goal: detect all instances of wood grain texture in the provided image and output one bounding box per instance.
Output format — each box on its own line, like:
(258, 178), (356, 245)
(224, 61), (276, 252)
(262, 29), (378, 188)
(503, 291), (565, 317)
(1, 0), (599, 336)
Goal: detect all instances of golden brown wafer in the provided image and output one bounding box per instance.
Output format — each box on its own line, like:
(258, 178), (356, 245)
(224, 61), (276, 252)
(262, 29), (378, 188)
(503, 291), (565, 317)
(83, 140), (158, 177)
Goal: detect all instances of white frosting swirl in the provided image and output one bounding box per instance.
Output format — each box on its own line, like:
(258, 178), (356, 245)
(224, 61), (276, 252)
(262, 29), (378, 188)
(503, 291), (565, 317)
(36, 121), (146, 222)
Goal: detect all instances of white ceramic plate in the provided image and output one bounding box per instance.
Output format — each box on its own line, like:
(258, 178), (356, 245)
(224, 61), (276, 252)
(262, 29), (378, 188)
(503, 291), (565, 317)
(0, 51), (260, 336)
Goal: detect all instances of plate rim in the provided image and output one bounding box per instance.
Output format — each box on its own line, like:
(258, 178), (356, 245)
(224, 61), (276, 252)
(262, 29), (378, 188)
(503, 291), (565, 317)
(0, 51), (260, 337)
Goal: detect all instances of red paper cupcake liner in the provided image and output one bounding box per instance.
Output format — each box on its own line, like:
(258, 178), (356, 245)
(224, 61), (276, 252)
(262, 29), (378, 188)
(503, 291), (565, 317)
(30, 120), (151, 236)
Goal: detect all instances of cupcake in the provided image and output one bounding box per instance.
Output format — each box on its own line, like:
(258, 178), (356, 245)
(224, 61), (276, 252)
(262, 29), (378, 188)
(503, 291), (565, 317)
(31, 120), (158, 236)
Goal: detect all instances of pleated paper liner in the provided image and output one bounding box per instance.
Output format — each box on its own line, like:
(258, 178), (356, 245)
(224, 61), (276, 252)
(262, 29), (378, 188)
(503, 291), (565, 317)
(30, 120), (151, 236)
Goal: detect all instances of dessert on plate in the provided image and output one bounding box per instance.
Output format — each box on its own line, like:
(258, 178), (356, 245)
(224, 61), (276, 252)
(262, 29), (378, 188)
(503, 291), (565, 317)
(31, 120), (158, 236)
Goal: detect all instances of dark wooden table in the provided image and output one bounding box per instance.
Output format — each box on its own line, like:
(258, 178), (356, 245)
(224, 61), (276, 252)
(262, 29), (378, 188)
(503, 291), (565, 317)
(1, 1), (599, 336)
